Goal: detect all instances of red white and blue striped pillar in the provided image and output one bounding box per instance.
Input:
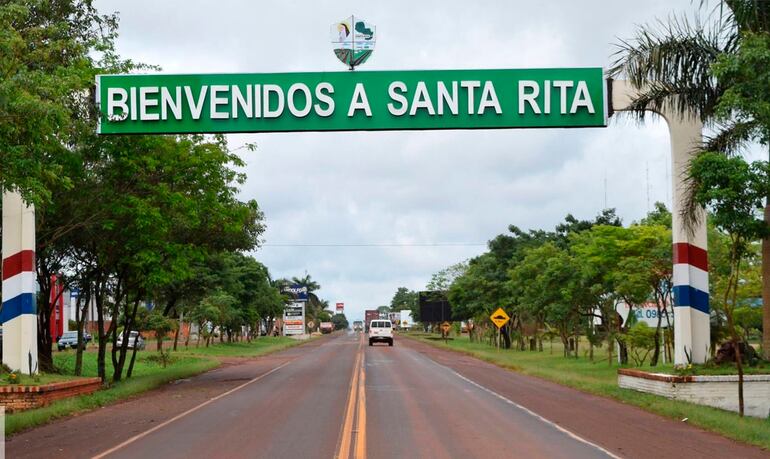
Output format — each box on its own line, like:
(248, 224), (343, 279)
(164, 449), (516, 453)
(2, 192), (38, 374)
(612, 80), (709, 365)
(669, 114), (710, 365)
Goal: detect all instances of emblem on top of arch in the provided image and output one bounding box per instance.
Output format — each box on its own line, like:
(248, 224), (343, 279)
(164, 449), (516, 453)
(331, 15), (376, 70)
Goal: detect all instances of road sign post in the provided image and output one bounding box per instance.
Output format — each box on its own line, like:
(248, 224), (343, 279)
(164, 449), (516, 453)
(490, 308), (510, 352)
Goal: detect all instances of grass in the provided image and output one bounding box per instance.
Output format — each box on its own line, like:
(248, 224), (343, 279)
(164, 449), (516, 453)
(406, 332), (770, 451)
(0, 373), (80, 386)
(5, 337), (305, 435)
(177, 336), (300, 358)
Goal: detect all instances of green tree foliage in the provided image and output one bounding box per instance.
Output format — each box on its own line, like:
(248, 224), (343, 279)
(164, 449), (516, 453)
(711, 30), (770, 359)
(689, 152), (770, 416)
(621, 323), (658, 366)
(144, 310), (176, 358)
(441, 206), (677, 366)
(331, 313), (349, 330)
(0, 0), (117, 203)
(390, 287), (418, 323)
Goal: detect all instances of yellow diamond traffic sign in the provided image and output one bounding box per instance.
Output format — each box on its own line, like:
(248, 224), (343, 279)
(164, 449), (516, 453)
(490, 308), (510, 329)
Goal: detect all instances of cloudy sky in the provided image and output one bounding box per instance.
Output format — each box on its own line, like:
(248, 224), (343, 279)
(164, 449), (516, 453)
(96, 0), (722, 322)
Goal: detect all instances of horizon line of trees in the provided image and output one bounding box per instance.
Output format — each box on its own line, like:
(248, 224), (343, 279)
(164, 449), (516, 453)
(391, 204), (764, 368)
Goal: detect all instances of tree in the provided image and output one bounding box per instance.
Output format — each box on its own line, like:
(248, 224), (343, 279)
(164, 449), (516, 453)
(331, 313), (349, 330)
(615, 224), (673, 366)
(144, 310), (176, 363)
(612, 0), (770, 361)
(47, 132), (263, 380)
(509, 243), (580, 356)
(426, 262), (468, 291)
(390, 287), (417, 311)
(0, 0), (117, 204)
(622, 323), (658, 366)
(689, 151), (770, 416)
(711, 31), (770, 357)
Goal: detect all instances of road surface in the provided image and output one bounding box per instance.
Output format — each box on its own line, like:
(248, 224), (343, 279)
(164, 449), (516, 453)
(7, 333), (767, 458)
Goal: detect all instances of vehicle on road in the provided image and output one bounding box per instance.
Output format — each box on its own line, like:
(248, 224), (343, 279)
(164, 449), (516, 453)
(368, 320), (393, 346)
(352, 320), (363, 332)
(116, 331), (146, 350)
(364, 310), (379, 332)
(320, 322), (334, 334)
(57, 331), (92, 350)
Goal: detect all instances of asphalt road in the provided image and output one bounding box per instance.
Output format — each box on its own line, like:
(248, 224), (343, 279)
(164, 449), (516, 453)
(7, 332), (768, 459)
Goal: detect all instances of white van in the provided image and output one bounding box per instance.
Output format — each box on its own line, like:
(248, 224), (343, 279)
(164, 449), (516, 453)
(368, 320), (393, 346)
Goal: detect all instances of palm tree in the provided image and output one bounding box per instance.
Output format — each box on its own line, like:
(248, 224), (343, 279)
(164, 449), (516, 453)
(290, 274), (324, 332)
(610, 0), (770, 359)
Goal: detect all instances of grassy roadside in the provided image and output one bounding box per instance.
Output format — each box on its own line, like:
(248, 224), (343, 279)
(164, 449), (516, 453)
(177, 336), (299, 358)
(5, 336), (307, 435)
(405, 332), (770, 451)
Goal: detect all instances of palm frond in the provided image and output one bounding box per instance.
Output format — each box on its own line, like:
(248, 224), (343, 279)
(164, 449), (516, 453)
(620, 80), (723, 123)
(724, 0), (770, 32)
(610, 14), (735, 120)
(681, 157), (707, 238)
(702, 119), (760, 154)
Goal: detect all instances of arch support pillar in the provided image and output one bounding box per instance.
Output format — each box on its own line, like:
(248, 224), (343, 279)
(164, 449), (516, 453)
(611, 80), (709, 365)
(2, 191), (38, 374)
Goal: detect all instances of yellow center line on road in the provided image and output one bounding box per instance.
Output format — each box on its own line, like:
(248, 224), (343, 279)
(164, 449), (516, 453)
(335, 334), (364, 459)
(354, 348), (367, 459)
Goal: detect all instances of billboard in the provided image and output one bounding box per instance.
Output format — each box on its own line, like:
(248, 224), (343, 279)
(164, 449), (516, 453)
(419, 291), (453, 322)
(281, 284), (308, 302)
(336, 302), (344, 313)
(400, 310), (413, 328)
(283, 302), (305, 335)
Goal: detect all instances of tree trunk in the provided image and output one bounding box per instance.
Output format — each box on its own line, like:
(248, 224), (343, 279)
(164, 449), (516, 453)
(173, 316), (181, 352)
(95, 280), (108, 382)
(112, 298), (138, 382)
(501, 324), (511, 349)
(650, 301), (664, 367)
(36, 272), (54, 373)
(126, 344), (139, 378)
(618, 339), (628, 365)
(74, 291), (87, 376)
(561, 333), (569, 358)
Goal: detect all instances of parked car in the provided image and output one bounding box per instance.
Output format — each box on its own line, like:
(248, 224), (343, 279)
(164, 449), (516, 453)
(57, 331), (90, 350)
(368, 320), (394, 346)
(116, 331), (145, 350)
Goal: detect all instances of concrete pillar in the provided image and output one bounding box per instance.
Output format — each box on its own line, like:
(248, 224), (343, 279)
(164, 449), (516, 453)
(612, 80), (709, 364)
(1, 192), (38, 374)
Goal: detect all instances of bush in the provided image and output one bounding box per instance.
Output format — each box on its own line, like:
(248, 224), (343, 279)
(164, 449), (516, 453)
(621, 322), (657, 366)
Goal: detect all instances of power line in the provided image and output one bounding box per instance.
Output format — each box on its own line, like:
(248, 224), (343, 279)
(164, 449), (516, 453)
(262, 242), (487, 247)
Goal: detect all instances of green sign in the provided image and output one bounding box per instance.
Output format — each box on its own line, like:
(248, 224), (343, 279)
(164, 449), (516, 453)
(96, 68), (606, 135)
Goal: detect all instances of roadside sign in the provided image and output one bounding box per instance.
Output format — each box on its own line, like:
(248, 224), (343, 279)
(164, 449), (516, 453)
(441, 321), (451, 334)
(490, 308), (510, 329)
(283, 302), (305, 335)
(308, 320), (315, 329)
(96, 68), (607, 135)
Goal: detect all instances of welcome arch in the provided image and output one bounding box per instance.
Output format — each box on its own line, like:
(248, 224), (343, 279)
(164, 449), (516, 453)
(1, 69), (709, 373)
